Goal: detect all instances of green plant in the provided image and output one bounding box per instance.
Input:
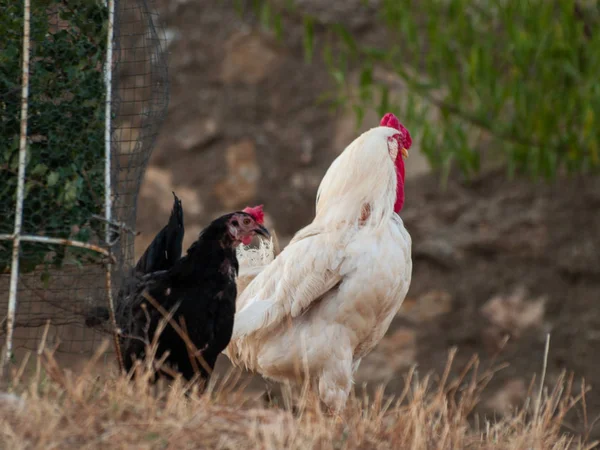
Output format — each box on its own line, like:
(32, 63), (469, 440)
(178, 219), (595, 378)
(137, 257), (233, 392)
(0, 0), (108, 273)
(248, 0), (600, 181)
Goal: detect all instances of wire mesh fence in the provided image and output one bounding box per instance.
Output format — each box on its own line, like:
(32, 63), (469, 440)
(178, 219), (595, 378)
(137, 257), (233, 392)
(0, 0), (168, 368)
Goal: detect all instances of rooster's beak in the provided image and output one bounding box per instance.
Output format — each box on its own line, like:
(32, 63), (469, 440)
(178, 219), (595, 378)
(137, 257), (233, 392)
(401, 147), (409, 159)
(254, 225), (270, 239)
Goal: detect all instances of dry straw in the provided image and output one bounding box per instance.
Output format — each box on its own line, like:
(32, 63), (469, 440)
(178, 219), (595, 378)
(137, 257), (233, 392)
(0, 324), (597, 449)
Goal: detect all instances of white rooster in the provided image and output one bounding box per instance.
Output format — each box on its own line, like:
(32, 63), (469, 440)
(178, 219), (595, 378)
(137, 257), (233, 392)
(226, 113), (413, 411)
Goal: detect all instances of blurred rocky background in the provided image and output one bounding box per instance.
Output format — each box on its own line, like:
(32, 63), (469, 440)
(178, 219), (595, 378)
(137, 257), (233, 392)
(135, 0), (600, 439)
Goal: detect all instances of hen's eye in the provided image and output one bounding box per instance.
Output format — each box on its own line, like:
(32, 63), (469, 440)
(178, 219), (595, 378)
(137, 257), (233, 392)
(243, 218), (251, 225)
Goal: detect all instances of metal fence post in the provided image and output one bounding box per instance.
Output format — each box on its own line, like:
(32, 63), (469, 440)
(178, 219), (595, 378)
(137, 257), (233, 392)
(1, 0), (31, 376)
(103, 0), (125, 372)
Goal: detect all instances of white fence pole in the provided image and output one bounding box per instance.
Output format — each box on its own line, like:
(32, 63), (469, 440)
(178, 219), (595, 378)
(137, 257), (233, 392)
(1, 0), (31, 373)
(104, 3), (114, 236)
(103, 0), (124, 371)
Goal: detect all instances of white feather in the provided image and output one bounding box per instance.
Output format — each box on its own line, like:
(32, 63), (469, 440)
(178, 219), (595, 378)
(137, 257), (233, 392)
(225, 124), (412, 412)
(233, 297), (279, 337)
(235, 237), (276, 296)
(236, 237), (275, 269)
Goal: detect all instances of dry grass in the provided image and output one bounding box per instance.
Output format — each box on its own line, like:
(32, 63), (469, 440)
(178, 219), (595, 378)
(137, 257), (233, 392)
(1, 336), (597, 450)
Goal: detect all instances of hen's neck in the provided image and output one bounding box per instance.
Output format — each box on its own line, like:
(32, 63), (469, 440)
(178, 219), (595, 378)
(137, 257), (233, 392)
(171, 228), (238, 280)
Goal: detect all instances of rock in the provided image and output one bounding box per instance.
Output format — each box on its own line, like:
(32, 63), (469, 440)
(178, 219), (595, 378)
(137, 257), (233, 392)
(163, 27), (181, 48)
(136, 167), (175, 258)
(557, 243), (600, 277)
(398, 290), (453, 323)
(413, 239), (462, 269)
(136, 167), (204, 260)
(138, 167), (203, 218)
(174, 186), (204, 217)
(290, 174), (305, 190)
(293, 0), (379, 30)
(214, 139), (261, 209)
(221, 31), (279, 85)
(290, 172), (321, 190)
(300, 136), (314, 165)
(480, 286), (546, 349)
(182, 224), (203, 255)
(174, 119), (221, 152)
(139, 166), (172, 203)
(584, 190), (600, 207)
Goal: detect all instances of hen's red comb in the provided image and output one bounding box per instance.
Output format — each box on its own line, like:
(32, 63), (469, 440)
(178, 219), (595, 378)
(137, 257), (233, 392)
(242, 205), (265, 224)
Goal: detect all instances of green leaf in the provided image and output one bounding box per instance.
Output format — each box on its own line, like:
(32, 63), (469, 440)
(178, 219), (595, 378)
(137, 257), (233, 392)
(353, 105), (365, 128)
(377, 85), (390, 118)
(273, 11), (283, 41)
(259, 2), (271, 30)
(331, 69), (345, 85)
(359, 66), (373, 102)
(361, 46), (388, 61)
(333, 24), (358, 57)
(30, 163), (48, 176)
(47, 172), (60, 187)
(303, 16), (315, 63)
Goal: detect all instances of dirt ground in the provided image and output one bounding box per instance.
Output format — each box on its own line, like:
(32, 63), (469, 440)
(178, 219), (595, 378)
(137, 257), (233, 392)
(124, 0), (600, 439)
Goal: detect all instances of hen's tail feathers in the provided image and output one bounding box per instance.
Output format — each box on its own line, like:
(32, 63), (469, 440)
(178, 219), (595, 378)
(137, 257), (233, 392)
(235, 231), (278, 295)
(135, 192), (184, 274)
(86, 193), (183, 329)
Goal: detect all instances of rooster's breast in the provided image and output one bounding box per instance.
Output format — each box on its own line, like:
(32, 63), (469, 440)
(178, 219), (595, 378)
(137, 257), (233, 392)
(316, 217), (412, 357)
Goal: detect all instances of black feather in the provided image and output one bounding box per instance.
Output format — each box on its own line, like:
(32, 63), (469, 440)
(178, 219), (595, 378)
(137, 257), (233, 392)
(135, 192), (184, 274)
(84, 193), (185, 328)
(118, 212), (247, 388)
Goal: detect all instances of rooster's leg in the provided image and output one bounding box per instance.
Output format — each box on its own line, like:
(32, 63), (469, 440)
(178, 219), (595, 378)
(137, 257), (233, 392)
(317, 345), (353, 413)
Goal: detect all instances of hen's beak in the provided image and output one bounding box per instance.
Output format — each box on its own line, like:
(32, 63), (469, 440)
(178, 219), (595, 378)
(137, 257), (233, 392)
(401, 147), (409, 159)
(254, 225), (270, 239)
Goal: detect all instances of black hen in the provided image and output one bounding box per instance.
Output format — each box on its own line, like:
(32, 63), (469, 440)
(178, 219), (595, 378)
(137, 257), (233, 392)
(118, 208), (269, 386)
(84, 192), (184, 328)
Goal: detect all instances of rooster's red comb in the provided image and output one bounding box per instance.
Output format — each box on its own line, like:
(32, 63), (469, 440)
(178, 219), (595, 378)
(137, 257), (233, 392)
(242, 205), (265, 224)
(380, 112), (412, 150)
(380, 112), (400, 130)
